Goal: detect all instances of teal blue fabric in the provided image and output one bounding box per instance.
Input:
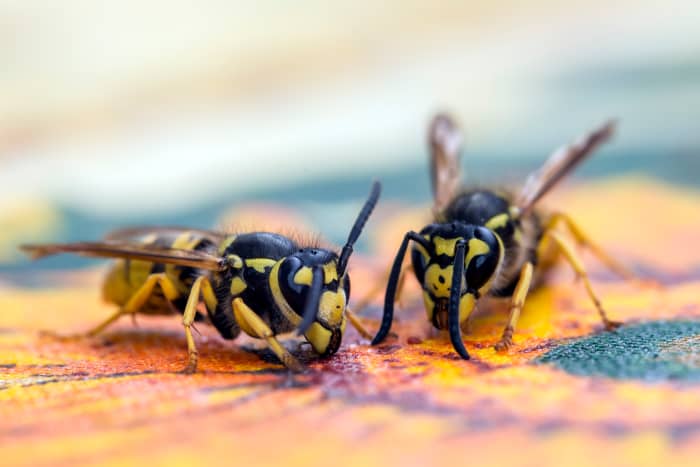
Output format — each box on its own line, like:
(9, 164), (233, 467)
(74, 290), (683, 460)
(538, 321), (700, 382)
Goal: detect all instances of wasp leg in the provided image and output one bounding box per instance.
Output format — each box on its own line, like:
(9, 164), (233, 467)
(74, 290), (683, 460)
(180, 276), (219, 373)
(41, 273), (179, 341)
(545, 212), (636, 280)
(494, 262), (534, 351)
(179, 276), (214, 374)
(352, 264), (409, 315)
(460, 310), (474, 334)
(232, 298), (304, 373)
(345, 307), (373, 340)
(545, 231), (621, 330)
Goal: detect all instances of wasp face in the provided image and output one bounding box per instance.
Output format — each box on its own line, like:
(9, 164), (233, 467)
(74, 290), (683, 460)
(412, 223), (502, 330)
(276, 248), (350, 356)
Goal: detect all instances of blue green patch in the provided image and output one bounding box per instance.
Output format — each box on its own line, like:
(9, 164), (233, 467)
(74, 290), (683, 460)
(538, 321), (700, 382)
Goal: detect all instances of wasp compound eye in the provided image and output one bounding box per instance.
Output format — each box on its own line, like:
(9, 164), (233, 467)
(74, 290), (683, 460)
(277, 255), (311, 314)
(465, 229), (500, 291)
(474, 226), (491, 241)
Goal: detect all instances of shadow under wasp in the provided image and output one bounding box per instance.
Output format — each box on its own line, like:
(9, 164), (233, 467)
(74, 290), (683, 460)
(21, 182), (381, 373)
(371, 115), (635, 359)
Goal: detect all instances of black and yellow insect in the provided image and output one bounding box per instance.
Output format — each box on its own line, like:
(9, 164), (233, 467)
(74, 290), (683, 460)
(372, 115), (634, 359)
(22, 182), (381, 373)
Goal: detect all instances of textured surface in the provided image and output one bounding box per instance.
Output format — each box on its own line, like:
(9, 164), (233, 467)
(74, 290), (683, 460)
(539, 321), (700, 381)
(1, 178), (700, 467)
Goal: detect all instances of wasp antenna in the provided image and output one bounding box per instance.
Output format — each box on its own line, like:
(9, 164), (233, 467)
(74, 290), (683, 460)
(372, 230), (431, 345)
(338, 181), (381, 276)
(448, 240), (471, 360)
(296, 267), (324, 336)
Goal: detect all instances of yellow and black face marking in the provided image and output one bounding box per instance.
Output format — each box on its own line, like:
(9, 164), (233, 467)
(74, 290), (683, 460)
(372, 113), (631, 360)
(21, 181), (381, 373)
(268, 250), (348, 356)
(372, 223), (502, 359)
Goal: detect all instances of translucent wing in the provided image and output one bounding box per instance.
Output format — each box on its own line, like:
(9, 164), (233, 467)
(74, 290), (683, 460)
(104, 226), (225, 243)
(429, 113), (464, 214)
(517, 120), (616, 216)
(20, 241), (226, 271)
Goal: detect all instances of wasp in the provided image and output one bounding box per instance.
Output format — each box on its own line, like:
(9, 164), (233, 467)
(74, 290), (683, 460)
(371, 115), (634, 359)
(21, 182), (381, 373)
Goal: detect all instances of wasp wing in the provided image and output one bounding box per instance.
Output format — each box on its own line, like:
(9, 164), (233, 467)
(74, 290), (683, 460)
(516, 120), (616, 216)
(20, 241), (226, 271)
(429, 113), (464, 214)
(103, 226), (225, 243)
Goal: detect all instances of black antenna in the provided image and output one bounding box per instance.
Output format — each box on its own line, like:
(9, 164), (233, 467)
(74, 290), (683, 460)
(448, 240), (470, 359)
(371, 230), (431, 345)
(296, 267), (324, 335)
(337, 181), (381, 277)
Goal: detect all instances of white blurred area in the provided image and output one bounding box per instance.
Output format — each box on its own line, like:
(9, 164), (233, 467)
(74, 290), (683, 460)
(1, 0), (699, 215)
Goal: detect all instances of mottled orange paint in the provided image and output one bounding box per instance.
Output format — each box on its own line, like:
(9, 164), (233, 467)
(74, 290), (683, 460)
(1, 178), (699, 467)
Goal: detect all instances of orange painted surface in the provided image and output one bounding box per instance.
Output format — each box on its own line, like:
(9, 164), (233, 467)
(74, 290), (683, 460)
(1, 178), (699, 467)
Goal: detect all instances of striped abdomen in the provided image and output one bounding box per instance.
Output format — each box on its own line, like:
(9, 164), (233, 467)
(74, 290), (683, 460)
(102, 232), (218, 314)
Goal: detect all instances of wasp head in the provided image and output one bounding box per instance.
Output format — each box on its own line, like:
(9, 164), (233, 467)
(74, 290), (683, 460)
(276, 248), (349, 356)
(412, 223), (503, 330)
(273, 181), (380, 357)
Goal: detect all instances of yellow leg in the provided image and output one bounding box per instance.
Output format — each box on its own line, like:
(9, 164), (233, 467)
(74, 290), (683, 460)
(80, 309), (128, 338)
(494, 262), (534, 351)
(546, 231), (621, 330)
(62, 273), (179, 339)
(546, 212), (636, 280)
(352, 264), (409, 315)
(232, 298), (304, 372)
(460, 310), (475, 334)
(345, 307), (373, 340)
(180, 276), (211, 374)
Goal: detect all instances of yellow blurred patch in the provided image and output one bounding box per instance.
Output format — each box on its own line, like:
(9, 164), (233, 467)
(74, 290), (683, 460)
(0, 199), (63, 263)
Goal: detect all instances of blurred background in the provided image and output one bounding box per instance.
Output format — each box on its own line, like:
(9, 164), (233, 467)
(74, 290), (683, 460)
(1, 0), (699, 279)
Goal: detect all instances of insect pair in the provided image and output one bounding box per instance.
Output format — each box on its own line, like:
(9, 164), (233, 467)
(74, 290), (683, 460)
(22, 113), (632, 371)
